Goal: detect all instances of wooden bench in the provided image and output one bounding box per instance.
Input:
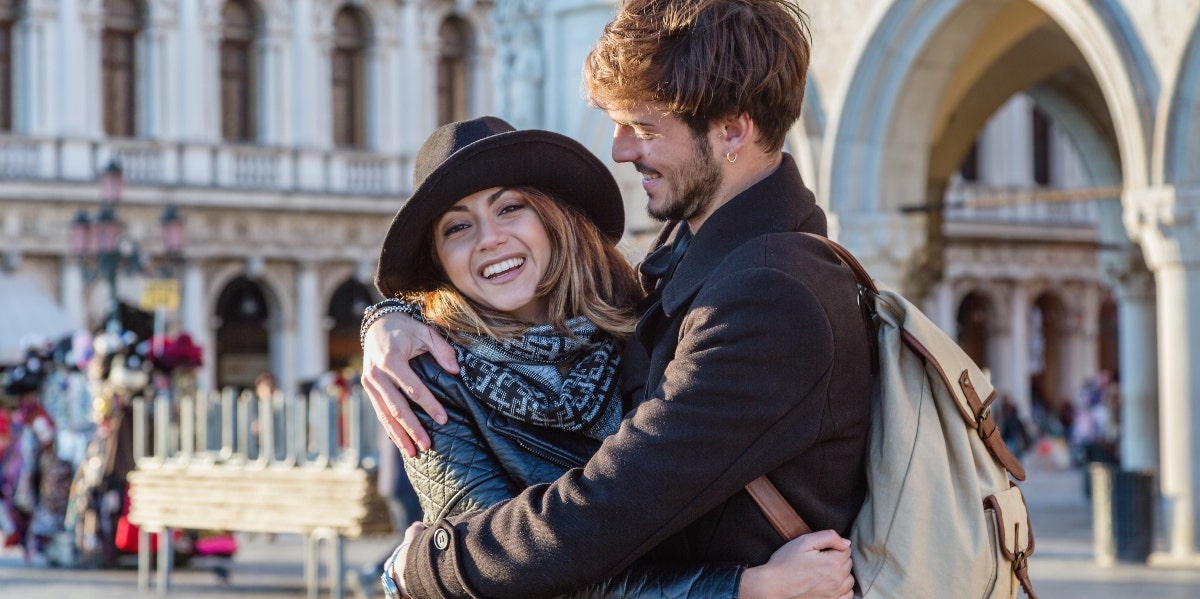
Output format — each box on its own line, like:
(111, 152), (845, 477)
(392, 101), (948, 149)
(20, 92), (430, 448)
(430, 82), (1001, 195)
(124, 390), (393, 598)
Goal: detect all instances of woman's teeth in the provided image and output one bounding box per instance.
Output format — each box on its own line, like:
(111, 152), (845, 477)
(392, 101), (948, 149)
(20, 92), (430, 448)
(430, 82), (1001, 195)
(483, 258), (525, 279)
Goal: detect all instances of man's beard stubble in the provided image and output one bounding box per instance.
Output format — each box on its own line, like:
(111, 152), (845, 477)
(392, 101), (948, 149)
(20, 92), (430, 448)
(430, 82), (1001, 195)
(646, 133), (723, 223)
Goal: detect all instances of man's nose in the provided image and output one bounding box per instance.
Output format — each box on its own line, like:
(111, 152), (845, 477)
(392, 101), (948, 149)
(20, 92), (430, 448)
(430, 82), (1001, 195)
(611, 125), (637, 164)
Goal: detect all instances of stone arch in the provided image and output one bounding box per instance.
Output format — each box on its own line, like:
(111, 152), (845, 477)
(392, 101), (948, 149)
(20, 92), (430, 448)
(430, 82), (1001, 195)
(823, 0), (1153, 286)
(213, 275), (274, 388)
(1161, 11), (1200, 187)
(786, 76), (825, 203)
(955, 289), (993, 366)
(419, 2), (494, 52)
(327, 276), (373, 371)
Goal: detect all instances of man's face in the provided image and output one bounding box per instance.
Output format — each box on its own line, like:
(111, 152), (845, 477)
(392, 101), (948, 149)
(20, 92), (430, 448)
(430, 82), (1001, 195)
(607, 105), (722, 224)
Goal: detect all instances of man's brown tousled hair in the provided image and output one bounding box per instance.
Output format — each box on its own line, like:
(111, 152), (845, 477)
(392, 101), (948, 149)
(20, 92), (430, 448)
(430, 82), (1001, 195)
(414, 187), (643, 345)
(584, 0), (811, 153)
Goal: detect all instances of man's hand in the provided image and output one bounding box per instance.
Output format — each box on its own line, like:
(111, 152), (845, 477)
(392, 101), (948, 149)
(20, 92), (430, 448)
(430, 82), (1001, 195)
(361, 312), (458, 457)
(738, 530), (854, 599)
(389, 521), (426, 598)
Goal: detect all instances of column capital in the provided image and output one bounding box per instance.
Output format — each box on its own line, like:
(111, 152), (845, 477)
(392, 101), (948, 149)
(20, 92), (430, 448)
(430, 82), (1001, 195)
(1123, 185), (1200, 269)
(1102, 246), (1155, 301)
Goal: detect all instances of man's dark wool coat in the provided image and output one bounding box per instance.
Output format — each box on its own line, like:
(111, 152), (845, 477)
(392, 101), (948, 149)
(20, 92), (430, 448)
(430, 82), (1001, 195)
(404, 154), (874, 599)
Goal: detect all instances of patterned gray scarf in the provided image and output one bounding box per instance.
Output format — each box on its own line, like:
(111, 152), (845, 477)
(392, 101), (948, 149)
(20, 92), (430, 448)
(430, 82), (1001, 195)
(455, 317), (622, 440)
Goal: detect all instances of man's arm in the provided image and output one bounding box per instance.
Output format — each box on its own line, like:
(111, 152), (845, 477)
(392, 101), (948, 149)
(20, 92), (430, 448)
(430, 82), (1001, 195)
(403, 265), (843, 598)
(393, 524), (854, 599)
(361, 311), (457, 457)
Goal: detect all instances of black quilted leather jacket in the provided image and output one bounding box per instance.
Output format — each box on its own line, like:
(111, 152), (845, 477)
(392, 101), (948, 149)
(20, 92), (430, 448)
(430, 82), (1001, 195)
(402, 354), (743, 598)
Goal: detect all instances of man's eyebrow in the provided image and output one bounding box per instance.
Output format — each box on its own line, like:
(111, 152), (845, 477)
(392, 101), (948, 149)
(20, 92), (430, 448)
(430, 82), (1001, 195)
(614, 118), (655, 128)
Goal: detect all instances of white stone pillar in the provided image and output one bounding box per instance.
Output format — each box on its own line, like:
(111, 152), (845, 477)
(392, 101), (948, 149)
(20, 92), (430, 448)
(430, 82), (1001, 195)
(1079, 284), (1101, 386)
(295, 262), (326, 385)
(176, 0), (201, 140)
(1155, 260), (1200, 560)
(257, 35), (287, 145)
(1107, 258), (1158, 471)
(180, 261), (212, 391)
(290, 0), (317, 147)
(988, 284), (1014, 400)
(1008, 282), (1031, 417)
(1064, 284), (1101, 398)
(60, 258), (86, 329)
(927, 279), (956, 337)
(1125, 186), (1200, 561)
(16, 10), (54, 135)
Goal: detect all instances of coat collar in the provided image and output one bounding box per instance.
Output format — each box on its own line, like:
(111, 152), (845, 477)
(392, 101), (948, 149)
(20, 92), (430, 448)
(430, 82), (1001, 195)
(648, 153), (827, 314)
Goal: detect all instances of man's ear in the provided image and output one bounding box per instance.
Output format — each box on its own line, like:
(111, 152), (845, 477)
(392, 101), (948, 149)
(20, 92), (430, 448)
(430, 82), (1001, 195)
(717, 113), (755, 156)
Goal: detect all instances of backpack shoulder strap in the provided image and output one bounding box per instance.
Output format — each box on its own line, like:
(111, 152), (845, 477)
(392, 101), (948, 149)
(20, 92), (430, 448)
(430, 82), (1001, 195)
(800, 233), (877, 294)
(746, 475), (811, 540)
(744, 232), (873, 541)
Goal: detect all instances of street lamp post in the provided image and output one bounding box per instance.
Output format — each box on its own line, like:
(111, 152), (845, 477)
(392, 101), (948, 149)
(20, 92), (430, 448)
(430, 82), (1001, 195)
(69, 160), (186, 335)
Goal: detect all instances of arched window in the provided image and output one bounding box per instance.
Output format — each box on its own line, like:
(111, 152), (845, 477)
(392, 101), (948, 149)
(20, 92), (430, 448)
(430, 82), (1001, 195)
(102, 0), (141, 137)
(0, 0), (16, 131)
(327, 279), (373, 372)
(437, 16), (473, 126)
(220, 0), (257, 142)
(331, 6), (366, 148)
(216, 276), (272, 389)
(1032, 106), (1051, 186)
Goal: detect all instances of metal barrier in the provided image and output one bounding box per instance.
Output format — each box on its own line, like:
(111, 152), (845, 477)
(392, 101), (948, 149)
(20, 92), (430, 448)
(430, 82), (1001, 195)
(126, 387), (390, 599)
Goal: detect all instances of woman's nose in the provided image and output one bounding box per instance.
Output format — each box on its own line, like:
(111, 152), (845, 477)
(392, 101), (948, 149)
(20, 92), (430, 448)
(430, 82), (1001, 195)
(475, 218), (507, 249)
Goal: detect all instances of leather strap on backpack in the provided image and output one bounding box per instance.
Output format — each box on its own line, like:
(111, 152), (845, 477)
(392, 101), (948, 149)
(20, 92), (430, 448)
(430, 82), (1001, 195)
(745, 475), (811, 541)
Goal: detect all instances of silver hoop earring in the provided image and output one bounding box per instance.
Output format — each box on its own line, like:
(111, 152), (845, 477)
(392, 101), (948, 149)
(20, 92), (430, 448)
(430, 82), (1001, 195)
(725, 152), (738, 164)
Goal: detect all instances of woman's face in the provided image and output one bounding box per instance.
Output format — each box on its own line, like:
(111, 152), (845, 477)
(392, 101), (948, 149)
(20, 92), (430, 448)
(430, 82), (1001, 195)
(434, 187), (553, 324)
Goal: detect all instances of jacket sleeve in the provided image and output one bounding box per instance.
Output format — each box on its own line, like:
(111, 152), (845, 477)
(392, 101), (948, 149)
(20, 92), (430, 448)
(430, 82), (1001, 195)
(403, 261), (839, 598)
(403, 364), (746, 598)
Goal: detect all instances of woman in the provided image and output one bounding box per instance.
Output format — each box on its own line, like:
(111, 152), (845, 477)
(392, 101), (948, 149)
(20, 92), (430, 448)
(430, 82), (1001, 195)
(367, 117), (848, 598)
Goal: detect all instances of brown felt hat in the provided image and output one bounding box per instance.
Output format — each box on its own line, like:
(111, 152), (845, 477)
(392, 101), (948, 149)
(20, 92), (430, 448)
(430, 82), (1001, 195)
(375, 116), (625, 297)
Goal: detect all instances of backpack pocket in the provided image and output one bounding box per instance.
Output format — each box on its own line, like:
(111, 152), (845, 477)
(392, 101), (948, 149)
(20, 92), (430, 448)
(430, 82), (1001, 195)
(984, 484), (1037, 598)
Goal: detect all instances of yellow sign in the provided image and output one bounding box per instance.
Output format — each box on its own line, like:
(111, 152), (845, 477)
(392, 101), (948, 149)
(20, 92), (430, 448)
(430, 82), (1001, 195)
(140, 278), (180, 311)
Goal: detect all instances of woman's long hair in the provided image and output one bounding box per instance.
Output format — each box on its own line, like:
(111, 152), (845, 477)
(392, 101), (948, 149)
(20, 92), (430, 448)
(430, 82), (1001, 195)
(413, 187), (643, 345)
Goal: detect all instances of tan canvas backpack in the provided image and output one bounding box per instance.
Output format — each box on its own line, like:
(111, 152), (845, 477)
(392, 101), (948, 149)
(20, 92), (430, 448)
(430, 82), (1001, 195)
(745, 234), (1038, 598)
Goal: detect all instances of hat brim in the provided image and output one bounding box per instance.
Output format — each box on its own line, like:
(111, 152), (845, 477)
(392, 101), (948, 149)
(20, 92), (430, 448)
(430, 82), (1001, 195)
(376, 130), (624, 297)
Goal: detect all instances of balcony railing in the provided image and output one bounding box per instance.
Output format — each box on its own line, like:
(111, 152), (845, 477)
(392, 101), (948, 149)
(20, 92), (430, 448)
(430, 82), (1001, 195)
(0, 133), (407, 197)
(0, 134), (43, 178)
(944, 182), (1109, 227)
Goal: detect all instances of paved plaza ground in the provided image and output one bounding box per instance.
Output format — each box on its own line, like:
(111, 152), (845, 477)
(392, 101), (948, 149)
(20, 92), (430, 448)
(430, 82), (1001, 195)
(2, 465), (1200, 598)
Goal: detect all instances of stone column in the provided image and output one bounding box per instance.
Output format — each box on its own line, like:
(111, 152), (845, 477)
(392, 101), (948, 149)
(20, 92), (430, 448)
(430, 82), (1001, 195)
(294, 262), (326, 385)
(927, 279), (956, 338)
(179, 260), (212, 391)
(60, 258), (86, 329)
(1125, 185), (1200, 561)
(988, 282), (1014, 401)
(15, 6), (55, 136)
(1067, 283), (1101, 397)
(1008, 282), (1032, 417)
(1104, 251), (1158, 471)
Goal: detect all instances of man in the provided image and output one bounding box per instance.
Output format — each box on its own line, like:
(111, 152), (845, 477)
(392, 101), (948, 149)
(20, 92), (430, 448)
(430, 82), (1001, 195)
(362, 1), (872, 597)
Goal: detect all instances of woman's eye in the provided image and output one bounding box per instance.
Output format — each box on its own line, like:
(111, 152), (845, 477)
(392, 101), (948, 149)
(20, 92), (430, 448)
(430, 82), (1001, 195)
(443, 222), (468, 237)
(498, 202), (526, 215)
